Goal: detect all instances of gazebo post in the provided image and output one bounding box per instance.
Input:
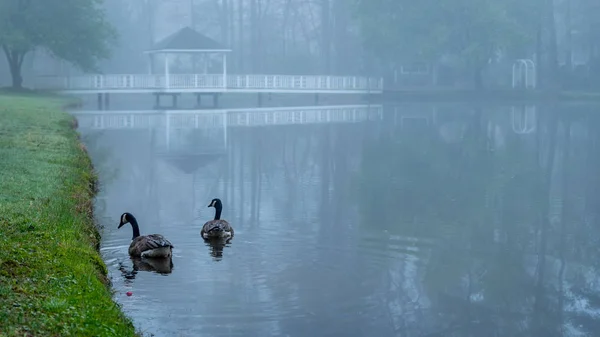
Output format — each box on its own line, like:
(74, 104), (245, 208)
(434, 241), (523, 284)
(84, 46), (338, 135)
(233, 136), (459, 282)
(222, 53), (227, 89)
(147, 53), (154, 74)
(164, 53), (170, 88)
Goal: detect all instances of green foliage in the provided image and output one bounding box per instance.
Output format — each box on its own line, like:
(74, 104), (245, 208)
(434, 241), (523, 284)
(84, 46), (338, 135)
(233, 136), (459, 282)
(354, 0), (536, 67)
(0, 0), (117, 86)
(0, 95), (137, 336)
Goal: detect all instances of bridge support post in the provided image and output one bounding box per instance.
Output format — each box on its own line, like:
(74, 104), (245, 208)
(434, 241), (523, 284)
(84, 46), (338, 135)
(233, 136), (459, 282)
(96, 93), (109, 110)
(104, 93), (110, 110)
(212, 93), (219, 108)
(154, 93), (160, 109)
(153, 93), (179, 109)
(97, 93), (102, 110)
(171, 94), (178, 109)
(195, 93), (202, 108)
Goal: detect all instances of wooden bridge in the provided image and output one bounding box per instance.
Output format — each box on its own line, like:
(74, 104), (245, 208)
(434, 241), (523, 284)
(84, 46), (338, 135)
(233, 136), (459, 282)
(34, 74), (383, 94)
(34, 74), (382, 109)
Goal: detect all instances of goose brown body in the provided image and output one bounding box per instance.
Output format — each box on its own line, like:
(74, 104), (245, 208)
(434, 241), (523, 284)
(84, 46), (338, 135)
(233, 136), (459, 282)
(118, 212), (174, 258)
(128, 233), (174, 258)
(202, 198), (234, 240)
(201, 219), (234, 239)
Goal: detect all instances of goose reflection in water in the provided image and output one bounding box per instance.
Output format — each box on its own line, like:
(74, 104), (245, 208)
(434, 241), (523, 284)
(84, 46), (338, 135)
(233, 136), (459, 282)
(118, 256), (174, 281)
(205, 239), (232, 261)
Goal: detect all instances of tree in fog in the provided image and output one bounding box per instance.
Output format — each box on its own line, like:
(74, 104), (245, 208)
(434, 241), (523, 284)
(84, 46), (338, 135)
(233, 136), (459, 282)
(0, 0), (116, 88)
(355, 0), (536, 89)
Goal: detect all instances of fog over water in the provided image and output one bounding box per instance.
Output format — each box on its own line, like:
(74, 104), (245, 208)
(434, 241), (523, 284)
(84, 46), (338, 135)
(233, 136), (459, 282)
(74, 103), (600, 337)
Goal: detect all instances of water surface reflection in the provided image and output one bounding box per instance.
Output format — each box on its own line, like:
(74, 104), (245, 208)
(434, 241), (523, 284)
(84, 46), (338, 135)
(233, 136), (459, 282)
(78, 103), (600, 336)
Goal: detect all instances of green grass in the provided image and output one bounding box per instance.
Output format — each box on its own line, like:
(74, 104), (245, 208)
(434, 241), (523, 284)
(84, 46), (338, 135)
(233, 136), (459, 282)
(0, 94), (137, 336)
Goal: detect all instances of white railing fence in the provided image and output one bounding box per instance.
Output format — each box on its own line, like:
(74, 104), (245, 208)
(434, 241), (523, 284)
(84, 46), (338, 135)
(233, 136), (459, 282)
(33, 74), (384, 92)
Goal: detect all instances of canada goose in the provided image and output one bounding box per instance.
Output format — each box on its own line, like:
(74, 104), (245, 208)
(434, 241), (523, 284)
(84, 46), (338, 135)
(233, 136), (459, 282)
(201, 198), (234, 240)
(118, 212), (174, 258)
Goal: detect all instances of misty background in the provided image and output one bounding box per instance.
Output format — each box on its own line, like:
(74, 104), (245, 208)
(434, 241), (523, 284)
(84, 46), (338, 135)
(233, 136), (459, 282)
(2, 0), (600, 91)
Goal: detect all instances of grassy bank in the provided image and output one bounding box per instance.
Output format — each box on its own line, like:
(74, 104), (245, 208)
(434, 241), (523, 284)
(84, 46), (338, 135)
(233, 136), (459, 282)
(0, 94), (136, 336)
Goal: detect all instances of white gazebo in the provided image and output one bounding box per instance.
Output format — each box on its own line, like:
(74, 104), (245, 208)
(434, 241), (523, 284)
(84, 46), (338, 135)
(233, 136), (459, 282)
(144, 26), (232, 89)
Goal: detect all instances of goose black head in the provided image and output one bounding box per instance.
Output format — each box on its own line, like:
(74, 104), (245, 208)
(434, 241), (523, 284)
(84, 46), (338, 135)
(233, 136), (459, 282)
(118, 212), (133, 228)
(208, 198), (222, 208)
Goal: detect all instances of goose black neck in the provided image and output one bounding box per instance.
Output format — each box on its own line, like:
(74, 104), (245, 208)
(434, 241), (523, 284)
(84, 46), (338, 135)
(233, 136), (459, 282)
(130, 216), (141, 239)
(214, 204), (222, 220)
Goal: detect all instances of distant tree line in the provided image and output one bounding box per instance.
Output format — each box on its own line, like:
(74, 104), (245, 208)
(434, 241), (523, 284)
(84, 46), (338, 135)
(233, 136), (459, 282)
(354, 0), (600, 90)
(2, 0), (598, 91)
(113, 0), (600, 91)
(107, 0), (365, 76)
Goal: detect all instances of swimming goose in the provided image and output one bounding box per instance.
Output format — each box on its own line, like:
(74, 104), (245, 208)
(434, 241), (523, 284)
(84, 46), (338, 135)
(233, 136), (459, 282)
(118, 212), (174, 258)
(201, 198), (234, 240)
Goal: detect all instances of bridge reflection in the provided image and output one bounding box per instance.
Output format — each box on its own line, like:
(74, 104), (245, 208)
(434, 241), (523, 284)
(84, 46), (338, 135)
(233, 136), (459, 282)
(72, 105), (384, 130)
(73, 104), (537, 137)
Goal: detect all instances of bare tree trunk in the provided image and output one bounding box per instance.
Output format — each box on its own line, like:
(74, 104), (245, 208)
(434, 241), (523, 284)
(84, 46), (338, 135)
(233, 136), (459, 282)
(256, 0), (263, 72)
(282, 0), (293, 60)
(147, 0), (156, 45)
(332, 0), (348, 75)
(250, 0), (258, 72)
(219, 0), (230, 47)
(543, 0), (559, 89)
(249, 0), (257, 73)
(565, 0), (572, 70)
(237, 0), (244, 72)
(228, 0), (235, 61)
(3, 47), (26, 89)
(320, 0), (331, 73)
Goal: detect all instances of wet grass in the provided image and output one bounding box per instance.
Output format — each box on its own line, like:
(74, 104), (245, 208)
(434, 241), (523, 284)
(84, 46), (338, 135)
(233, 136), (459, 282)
(0, 94), (137, 336)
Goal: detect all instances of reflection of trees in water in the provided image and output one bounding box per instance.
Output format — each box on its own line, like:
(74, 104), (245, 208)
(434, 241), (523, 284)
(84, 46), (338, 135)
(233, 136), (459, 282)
(222, 122), (382, 335)
(228, 123), (369, 228)
(80, 130), (120, 191)
(356, 105), (600, 336)
(79, 130), (127, 224)
(82, 128), (159, 221)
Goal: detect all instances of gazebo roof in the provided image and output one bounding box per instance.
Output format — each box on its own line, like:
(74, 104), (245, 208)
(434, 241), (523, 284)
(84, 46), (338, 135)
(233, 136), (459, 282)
(145, 27), (231, 54)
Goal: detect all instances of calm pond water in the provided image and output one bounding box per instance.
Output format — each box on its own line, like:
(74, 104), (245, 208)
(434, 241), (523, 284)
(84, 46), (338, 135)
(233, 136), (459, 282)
(76, 103), (600, 337)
